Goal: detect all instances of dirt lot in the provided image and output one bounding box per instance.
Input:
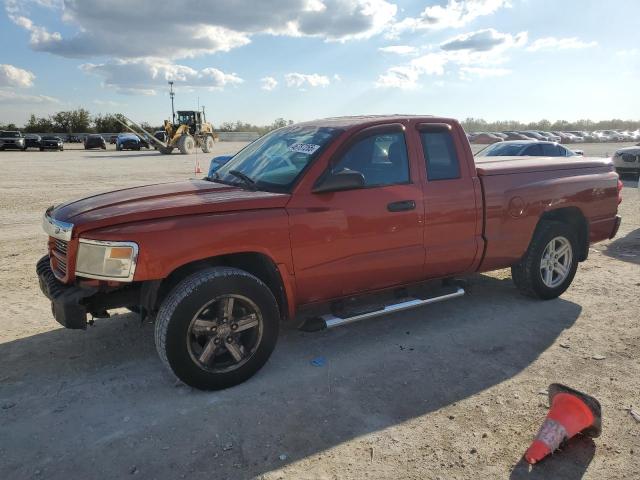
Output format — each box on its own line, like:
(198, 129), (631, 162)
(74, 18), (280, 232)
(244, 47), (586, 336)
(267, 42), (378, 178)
(0, 143), (638, 480)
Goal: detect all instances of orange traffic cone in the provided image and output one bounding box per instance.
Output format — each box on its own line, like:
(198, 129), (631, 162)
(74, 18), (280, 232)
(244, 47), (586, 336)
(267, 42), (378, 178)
(524, 384), (601, 464)
(194, 158), (202, 174)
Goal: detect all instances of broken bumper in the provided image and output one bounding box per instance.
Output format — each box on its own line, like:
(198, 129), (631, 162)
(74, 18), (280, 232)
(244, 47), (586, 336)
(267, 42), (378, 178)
(36, 255), (96, 329)
(37, 255), (143, 329)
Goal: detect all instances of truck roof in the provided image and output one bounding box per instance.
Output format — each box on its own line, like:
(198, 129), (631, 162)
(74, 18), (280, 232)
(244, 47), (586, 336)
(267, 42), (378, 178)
(297, 115), (439, 129)
(475, 155), (613, 176)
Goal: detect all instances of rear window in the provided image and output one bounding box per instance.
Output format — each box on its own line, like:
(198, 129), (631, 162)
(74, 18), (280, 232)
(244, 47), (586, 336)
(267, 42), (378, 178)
(420, 130), (461, 181)
(478, 143), (528, 156)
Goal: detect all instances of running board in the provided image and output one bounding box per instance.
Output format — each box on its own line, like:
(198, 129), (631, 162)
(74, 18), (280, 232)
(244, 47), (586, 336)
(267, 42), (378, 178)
(302, 286), (465, 331)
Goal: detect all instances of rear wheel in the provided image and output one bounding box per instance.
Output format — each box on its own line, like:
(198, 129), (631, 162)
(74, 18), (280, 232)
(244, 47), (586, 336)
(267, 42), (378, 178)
(511, 221), (578, 299)
(155, 267), (279, 390)
(177, 135), (196, 154)
(201, 135), (215, 153)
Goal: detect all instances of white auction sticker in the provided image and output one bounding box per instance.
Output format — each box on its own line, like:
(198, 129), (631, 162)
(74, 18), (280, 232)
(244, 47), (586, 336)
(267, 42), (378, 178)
(288, 143), (320, 155)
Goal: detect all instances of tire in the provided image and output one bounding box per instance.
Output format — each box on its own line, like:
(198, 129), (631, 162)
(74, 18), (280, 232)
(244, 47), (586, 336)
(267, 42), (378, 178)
(155, 267), (280, 390)
(511, 221), (579, 300)
(201, 135), (215, 153)
(40, 147), (44, 151)
(60, 147), (64, 151)
(159, 146), (174, 155)
(177, 135), (195, 155)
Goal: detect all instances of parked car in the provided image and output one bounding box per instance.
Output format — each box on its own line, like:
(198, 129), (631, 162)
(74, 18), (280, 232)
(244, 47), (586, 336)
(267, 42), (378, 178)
(84, 134), (107, 150)
(0, 130), (26, 150)
(109, 135), (118, 144)
(567, 131), (597, 142)
(470, 132), (503, 144)
(67, 135), (82, 143)
(476, 140), (581, 157)
(40, 136), (64, 151)
(116, 133), (147, 151)
(521, 131), (549, 141)
(612, 143), (640, 177)
(37, 115), (622, 390)
(597, 130), (626, 141)
(491, 132), (508, 140)
(207, 155), (234, 177)
(24, 134), (41, 150)
(540, 131), (561, 142)
(552, 131), (583, 143)
(502, 131), (532, 141)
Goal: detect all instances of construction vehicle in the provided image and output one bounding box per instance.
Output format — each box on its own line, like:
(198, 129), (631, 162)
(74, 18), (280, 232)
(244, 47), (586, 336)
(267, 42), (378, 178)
(116, 108), (218, 155)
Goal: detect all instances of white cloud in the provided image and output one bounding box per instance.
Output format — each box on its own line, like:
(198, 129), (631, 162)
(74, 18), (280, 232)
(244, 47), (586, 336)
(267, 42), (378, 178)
(389, 0), (510, 36)
(378, 45), (419, 56)
(527, 37), (597, 52)
(441, 28), (526, 52)
(376, 28), (525, 88)
(615, 48), (639, 57)
(80, 59), (243, 95)
(0, 64), (36, 87)
(0, 90), (59, 104)
(459, 66), (510, 79)
(260, 76), (278, 91)
(285, 73), (331, 88)
(92, 99), (124, 107)
(6, 0), (397, 59)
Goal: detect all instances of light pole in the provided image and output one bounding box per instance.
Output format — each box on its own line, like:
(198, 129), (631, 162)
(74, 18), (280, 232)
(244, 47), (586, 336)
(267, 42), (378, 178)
(168, 81), (175, 125)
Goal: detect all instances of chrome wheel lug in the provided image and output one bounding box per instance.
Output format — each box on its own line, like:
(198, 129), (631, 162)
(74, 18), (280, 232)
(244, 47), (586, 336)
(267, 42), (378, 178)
(231, 323), (238, 331)
(226, 336), (233, 343)
(213, 338), (221, 345)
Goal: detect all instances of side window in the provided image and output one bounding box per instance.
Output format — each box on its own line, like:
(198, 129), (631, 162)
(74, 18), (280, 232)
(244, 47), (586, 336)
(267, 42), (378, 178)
(541, 143), (561, 156)
(420, 130), (460, 181)
(524, 144), (543, 155)
(332, 131), (409, 186)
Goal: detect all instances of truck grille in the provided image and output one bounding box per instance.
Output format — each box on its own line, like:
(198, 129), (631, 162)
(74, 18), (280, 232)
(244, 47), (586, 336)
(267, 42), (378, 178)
(622, 153), (638, 163)
(50, 237), (69, 277)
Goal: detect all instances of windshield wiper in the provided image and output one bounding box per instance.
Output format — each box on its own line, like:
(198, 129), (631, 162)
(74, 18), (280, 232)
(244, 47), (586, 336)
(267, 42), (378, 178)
(228, 170), (257, 190)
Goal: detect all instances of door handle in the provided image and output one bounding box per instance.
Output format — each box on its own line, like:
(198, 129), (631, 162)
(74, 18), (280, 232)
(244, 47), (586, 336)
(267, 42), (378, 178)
(387, 200), (416, 212)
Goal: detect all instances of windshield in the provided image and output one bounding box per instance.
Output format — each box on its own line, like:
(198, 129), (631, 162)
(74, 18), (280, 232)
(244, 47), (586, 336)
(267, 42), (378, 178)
(214, 125), (343, 191)
(42, 136), (59, 140)
(477, 143), (529, 156)
(1, 131), (20, 138)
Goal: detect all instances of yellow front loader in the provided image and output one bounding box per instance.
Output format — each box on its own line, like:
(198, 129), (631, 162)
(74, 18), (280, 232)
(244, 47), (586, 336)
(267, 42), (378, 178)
(116, 109), (218, 155)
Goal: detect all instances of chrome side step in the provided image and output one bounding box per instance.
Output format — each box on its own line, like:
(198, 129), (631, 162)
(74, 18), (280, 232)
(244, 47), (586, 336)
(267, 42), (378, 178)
(312, 286), (465, 330)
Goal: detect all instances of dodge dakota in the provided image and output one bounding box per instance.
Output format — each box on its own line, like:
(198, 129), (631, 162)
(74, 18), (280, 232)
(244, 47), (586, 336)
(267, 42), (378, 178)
(37, 116), (622, 390)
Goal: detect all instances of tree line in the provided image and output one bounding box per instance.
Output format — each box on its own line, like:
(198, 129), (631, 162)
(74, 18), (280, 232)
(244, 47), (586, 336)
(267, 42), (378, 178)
(1, 109), (638, 134)
(0, 109), (296, 135)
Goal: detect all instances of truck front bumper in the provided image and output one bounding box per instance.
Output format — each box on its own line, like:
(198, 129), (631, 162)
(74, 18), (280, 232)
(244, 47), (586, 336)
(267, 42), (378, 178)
(36, 255), (96, 329)
(37, 255), (142, 329)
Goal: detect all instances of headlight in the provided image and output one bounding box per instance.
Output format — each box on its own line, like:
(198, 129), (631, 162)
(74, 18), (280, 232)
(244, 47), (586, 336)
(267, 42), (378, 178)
(75, 239), (138, 281)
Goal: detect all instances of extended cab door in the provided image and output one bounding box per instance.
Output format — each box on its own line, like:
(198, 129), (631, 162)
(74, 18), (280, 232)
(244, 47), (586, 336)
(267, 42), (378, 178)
(287, 123), (426, 304)
(416, 122), (483, 278)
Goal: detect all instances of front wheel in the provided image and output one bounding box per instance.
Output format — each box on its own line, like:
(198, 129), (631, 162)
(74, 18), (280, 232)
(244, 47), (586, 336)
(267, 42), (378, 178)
(155, 267), (280, 390)
(201, 135), (215, 153)
(511, 221), (579, 299)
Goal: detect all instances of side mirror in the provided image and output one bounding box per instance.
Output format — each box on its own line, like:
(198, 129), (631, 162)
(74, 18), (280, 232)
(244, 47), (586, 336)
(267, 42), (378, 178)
(208, 155), (233, 176)
(313, 169), (365, 193)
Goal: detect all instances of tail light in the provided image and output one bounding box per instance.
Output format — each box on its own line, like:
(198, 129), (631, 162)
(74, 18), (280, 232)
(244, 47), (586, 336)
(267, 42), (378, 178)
(617, 178), (623, 205)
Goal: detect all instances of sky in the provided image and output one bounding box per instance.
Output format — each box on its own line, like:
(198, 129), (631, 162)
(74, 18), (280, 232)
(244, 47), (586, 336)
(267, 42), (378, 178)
(0, 0), (639, 127)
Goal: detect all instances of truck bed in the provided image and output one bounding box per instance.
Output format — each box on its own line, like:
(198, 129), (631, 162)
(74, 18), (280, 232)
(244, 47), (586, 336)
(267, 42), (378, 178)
(475, 155), (613, 176)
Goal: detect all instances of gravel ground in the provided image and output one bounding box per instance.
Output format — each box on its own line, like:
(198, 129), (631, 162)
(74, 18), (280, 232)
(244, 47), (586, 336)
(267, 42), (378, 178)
(0, 143), (638, 480)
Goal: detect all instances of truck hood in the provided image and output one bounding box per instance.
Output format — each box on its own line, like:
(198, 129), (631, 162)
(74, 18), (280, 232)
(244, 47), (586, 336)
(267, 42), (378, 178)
(50, 180), (290, 235)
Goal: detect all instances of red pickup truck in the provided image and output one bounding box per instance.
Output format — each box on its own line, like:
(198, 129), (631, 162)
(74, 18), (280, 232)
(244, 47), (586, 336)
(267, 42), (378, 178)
(37, 115), (622, 390)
